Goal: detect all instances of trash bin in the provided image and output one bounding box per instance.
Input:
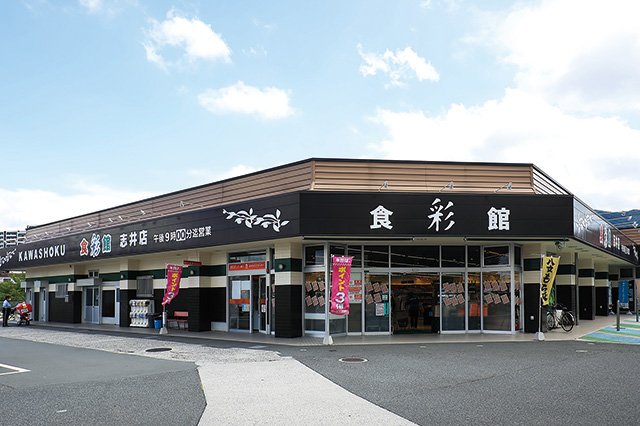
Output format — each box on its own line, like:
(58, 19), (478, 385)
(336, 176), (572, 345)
(149, 313), (162, 329)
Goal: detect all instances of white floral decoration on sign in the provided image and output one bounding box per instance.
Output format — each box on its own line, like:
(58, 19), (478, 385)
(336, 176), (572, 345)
(222, 208), (290, 232)
(0, 249), (16, 268)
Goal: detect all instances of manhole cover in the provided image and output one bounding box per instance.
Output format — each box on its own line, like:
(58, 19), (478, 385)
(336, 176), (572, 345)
(339, 357), (368, 363)
(145, 347), (172, 353)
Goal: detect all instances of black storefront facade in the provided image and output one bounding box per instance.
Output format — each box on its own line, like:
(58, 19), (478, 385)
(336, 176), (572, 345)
(2, 190), (638, 338)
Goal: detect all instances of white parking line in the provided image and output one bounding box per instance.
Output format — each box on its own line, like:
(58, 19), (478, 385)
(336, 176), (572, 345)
(0, 362), (30, 376)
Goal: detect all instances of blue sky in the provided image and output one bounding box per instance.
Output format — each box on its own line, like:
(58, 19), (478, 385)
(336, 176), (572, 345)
(2, 0), (640, 230)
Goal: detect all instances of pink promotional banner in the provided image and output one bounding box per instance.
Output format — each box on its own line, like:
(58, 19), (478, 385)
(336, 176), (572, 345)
(330, 255), (353, 315)
(162, 264), (183, 306)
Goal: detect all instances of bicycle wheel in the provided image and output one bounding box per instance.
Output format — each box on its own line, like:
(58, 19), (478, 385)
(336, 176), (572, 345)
(546, 311), (555, 330)
(560, 312), (574, 332)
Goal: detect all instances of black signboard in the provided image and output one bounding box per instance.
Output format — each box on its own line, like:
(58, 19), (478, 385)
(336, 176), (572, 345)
(573, 198), (638, 264)
(0, 193), (300, 269)
(2, 191), (638, 269)
(299, 192), (575, 238)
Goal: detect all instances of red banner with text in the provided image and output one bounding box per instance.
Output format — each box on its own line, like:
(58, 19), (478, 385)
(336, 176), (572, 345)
(162, 264), (183, 306)
(330, 255), (353, 315)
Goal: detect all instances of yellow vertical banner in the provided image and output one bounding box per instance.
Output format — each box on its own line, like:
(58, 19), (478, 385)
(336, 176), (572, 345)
(540, 255), (560, 306)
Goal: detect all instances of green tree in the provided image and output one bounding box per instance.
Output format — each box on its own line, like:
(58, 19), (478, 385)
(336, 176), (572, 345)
(0, 272), (26, 304)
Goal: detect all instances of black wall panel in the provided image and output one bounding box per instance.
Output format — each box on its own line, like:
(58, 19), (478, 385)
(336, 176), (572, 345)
(595, 287), (609, 316)
(119, 289), (136, 327)
(556, 285), (576, 313)
(275, 285), (302, 338)
(48, 291), (81, 323)
(579, 286), (595, 320)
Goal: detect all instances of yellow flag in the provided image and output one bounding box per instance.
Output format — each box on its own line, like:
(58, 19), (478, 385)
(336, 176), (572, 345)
(540, 255), (560, 305)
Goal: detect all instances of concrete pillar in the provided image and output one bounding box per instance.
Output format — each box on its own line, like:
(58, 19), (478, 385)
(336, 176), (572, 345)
(118, 259), (138, 327)
(522, 244), (543, 333)
(273, 242), (303, 338)
(555, 252), (576, 314)
(609, 267), (620, 312)
(594, 263), (609, 316)
(577, 257), (595, 320)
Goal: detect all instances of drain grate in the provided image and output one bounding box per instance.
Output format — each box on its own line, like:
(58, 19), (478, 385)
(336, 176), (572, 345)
(145, 347), (172, 353)
(338, 357), (368, 363)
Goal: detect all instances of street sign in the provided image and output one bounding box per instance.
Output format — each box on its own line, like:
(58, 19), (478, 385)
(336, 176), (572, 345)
(619, 281), (629, 304)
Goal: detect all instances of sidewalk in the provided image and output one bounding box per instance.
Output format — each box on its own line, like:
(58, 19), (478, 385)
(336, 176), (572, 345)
(2, 314), (634, 425)
(9, 313), (624, 346)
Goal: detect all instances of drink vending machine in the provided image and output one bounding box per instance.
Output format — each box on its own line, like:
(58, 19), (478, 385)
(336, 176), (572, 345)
(129, 299), (154, 327)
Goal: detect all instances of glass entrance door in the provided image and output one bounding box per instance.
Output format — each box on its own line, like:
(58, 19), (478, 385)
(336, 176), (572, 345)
(482, 271), (512, 332)
(254, 276), (269, 333)
(347, 272), (363, 334)
(229, 277), (251, 331)
(391, 273), (438, 334)
(468, 273), (481, 331)
(364, 274), (390, 333)
(39, 289), (47, 322)
(270, 275), (276, 335)
(441, 273), (465, 332)
(84, 286), (100, 324)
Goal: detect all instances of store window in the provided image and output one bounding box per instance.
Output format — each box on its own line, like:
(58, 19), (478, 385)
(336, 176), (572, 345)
(330, 245), (345, 257)
(483, 246), (510, 266)
(441, 273), (465, 331)
(482, 271), (511, 331)
(136, 276), (153, 297)
(55, 284), (68, 299)
(390, 246), (439, 268)
(364, 246), (389, 268)
(467, 246), (481, 267)
(305, 246), (325, 267)
(514, 246), (522, 266)
(229, 251), (266, 264)
(347, 246), (362, 268)
(304, 271), (326, 332)
(441, 246), (466, 268)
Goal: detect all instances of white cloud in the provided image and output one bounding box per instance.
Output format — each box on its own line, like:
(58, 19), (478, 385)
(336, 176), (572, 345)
(78, 0), (102, 13)
(368, 1), (640, 211)
(371, 88), (640, 211)
(0, 184), (156, 231)
(197, 81), (294, 120)
(143, 11), (231, 69)
(489, 0), (640, 114)
(357, 44), (440, 87)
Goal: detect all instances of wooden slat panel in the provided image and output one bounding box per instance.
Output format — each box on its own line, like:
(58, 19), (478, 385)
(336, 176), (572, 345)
(26, 159), (571, 242)
(27, 162), (313, 240)
(621, 229), (640, 244)
(312, 160), (536, 193)
(532, 168), (567, 195)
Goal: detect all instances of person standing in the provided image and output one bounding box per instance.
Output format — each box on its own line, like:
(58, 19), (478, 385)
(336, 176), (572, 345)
(2, 295), (11, 327)
(408, 293), (420, 329)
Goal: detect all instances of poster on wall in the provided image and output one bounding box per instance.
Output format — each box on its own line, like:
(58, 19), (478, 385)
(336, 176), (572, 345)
(349, 279), (362, 303)
(330, 255), (353, 315)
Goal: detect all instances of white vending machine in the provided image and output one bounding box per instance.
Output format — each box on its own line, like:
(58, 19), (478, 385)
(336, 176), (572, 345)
(129, 299), (154, 327)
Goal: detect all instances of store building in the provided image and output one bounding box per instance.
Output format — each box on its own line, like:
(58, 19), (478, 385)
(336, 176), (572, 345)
(1, 158), (638, 338)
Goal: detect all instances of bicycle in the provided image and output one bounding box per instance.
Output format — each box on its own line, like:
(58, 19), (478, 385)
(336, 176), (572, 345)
(545, 304), (575, 332)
